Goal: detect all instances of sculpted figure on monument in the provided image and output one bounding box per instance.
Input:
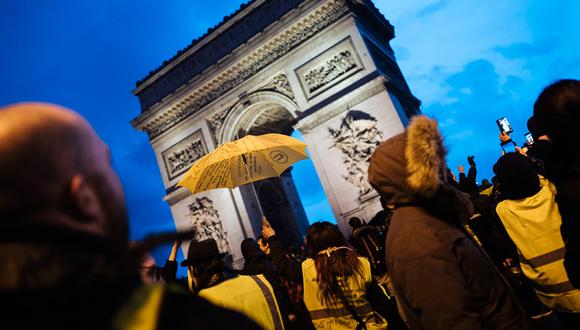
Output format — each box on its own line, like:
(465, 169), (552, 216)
(329, 110), (383, 198)
(261, 73), (294, 99)
(188, 197), (231, 254)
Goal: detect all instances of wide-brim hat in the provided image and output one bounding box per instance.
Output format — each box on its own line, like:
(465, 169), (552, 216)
(181, 238), (225, 266)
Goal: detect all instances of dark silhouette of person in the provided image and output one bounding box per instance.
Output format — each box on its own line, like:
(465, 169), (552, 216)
(0, 103), (259, 329)
(533, 79), (580, 291)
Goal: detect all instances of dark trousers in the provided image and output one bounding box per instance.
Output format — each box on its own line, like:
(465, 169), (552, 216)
(555, 311), (580, 330)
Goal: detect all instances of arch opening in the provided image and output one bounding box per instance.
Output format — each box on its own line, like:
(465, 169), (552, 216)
(223, 95), (334, 247)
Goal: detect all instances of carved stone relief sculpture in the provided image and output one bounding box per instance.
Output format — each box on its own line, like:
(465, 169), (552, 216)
(329, 110), (383, 199)
(296, 37), (363, 99)
(162, 130), (207, 180)
(188, 197), (231, 254)
(207, 109), (229, 139)
(260, 73), (294, 99)
(304, 51), (356, 93)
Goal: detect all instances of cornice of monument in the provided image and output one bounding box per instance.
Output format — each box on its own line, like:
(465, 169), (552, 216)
(133, 0), (308, 111)
(163, 186), (191, 206)
(133, 0), (265, 94)
(131, 0), (351, 140)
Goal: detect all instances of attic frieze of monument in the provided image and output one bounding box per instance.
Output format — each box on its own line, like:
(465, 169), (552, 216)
(295, 37), (363, 99)
(132, 0), (349, 140)
(161, 129), (208, 180)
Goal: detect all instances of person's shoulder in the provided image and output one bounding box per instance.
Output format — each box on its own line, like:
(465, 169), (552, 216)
(302, 257), (315, 268)
(356, 256), (372, 271)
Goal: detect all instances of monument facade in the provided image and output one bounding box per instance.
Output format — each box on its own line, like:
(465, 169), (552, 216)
(131, 0), (420, 266)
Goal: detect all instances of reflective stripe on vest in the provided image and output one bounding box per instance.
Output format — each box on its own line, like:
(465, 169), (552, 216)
(249, 275), (284, 330)
(309, 303), (374, 320)
(525, 247), (566, 268)
(520, 248), (574, 294)
(302, 257), (387, 330)
(532, 280), (576, 294)
(497, 177), (580, 312)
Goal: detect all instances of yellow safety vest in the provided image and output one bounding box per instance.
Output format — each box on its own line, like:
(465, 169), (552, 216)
(480, 186), (493, 196)
(302, 257), (387, 330)
(497, 176), (580, 312)
(113, 284), (164, 330)
(199, 274), (285, 330)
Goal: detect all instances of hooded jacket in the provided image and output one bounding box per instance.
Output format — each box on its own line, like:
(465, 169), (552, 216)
(368, 116), (531, 330)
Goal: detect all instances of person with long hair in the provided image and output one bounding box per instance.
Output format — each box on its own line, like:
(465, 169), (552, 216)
(262, 219), (402, 329)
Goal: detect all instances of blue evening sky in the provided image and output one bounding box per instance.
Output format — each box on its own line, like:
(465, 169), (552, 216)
(1, 0), (578, 258)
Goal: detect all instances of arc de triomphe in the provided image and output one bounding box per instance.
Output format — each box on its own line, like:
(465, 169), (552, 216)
(131, 0), (420, 266)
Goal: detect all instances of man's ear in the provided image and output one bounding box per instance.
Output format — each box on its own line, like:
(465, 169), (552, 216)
(68, 174), (101, 221)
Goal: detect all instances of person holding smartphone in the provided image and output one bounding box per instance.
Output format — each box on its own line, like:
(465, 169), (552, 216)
(525, 116), (553, 164)
(497, 117), (518, 154)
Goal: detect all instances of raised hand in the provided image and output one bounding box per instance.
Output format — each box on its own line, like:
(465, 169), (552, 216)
(168, 240), (181, 261)
(467, 155), (476, 168)
(500, 131), (511, 143)
(261, 216), (275, 239)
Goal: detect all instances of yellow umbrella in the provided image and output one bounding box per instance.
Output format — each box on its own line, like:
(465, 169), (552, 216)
(177, 133), (308, 197)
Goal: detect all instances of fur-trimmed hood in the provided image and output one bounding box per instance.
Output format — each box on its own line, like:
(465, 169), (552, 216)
(368, 115), (447, 205)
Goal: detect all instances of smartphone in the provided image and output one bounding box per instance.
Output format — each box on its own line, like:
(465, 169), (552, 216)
(496, 117), (513, 134)
(501, 140), (517, 153)
(525, 132), (534, 145)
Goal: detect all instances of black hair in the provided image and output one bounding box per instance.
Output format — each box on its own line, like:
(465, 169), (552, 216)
(534, 79), (580, 145)
(348, 217), (363, 229)
(493, 153), (540, 200)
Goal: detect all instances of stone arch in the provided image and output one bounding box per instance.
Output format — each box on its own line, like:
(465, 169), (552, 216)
(218, 90), (300, 144)
(218, 90), (309, 246)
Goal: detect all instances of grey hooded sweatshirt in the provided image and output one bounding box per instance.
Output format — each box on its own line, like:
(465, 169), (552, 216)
(368, 116), (531, 330)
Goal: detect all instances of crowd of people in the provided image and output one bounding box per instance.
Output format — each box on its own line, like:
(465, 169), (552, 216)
(0, 79), (578, 330)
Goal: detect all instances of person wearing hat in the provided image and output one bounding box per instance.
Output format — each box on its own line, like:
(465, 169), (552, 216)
(164, 238), (285, 330)
(494, 153), (580, 327)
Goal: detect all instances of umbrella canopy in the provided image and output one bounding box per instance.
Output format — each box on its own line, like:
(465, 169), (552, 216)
(177, 133), (308, 195)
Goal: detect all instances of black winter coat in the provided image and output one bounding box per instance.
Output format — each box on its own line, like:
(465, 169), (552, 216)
(0, 224), (259, 330)
(368, 116), (532, 330)
(387, 205), (531, 330)
(554, 152), (580, 288)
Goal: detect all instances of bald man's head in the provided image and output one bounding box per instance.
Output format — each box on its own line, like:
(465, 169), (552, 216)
(0, 103), (128, 242)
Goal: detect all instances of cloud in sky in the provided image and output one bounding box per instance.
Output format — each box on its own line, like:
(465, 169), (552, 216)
(375, 0), (580, 181)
